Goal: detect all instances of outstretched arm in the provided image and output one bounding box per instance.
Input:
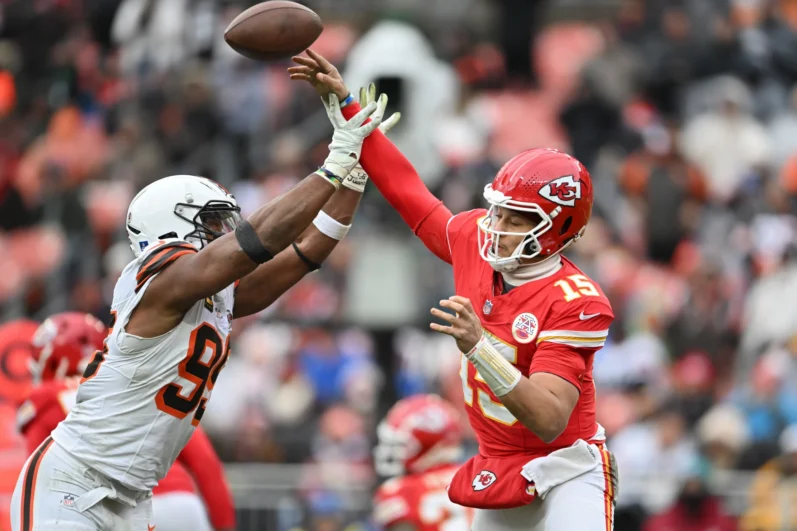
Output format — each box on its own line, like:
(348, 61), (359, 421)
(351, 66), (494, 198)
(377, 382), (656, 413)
(128, 98), (383, 338)
(233, 186), (362, 318)
(290, 52), (456, 264)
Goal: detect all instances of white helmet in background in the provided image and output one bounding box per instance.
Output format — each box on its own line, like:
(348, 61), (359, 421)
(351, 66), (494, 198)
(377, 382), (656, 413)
(126, 175), (243, 257)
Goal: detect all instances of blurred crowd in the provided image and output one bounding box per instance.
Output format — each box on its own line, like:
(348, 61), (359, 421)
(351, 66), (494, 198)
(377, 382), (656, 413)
(5, 0), (797, 529)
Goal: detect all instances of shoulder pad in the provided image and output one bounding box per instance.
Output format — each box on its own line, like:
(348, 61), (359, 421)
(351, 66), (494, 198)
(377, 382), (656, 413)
(135, 240), (198, 293)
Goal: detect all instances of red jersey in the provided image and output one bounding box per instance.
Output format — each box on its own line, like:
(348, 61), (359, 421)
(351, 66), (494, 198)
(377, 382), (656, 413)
(373, 465), (473, 531)
(17, 378), (236, 529)
(447, 210), (612, 458)
(343, 101), (614, 508)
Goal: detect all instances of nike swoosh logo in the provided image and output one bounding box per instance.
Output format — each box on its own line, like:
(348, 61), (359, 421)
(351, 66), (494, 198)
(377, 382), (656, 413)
(579, 311), (600, 320)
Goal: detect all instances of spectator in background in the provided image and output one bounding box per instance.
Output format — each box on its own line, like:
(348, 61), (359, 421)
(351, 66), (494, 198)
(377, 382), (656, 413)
(733, 356), (797, 447)
(679, 76), (771, 204)
(670, 352), (717, 429)
(741, 424), (797, 531)
(619, 121), (706, 264)
(696, 404), (751, 472)
(611, 401), (699, 512)
(644, 476), (737, 531)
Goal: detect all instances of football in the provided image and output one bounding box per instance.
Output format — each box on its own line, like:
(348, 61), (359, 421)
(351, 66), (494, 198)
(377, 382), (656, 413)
(224, 1), (323, 61)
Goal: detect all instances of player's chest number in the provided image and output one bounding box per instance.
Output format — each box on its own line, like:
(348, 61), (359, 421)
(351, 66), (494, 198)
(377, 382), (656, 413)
(155, 323), (230, 426)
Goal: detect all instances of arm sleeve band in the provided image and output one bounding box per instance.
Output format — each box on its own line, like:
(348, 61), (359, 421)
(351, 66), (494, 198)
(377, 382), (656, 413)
(466, 335), (522, 397)
(235, 220), (274, 264)
(292, 242), (321, 271)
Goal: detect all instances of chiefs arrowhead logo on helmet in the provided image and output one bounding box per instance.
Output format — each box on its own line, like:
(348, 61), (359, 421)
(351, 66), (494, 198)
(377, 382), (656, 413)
(538, 175), (582, 207)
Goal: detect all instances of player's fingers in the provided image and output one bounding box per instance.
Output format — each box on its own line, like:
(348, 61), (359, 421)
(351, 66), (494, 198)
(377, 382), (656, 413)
(374, 93), (388, 119)
(359, 85), (367, 107)
(307, 49), (334, 72)
(430, 307), (457, 324)
(449, 295), (473, 309)
(429, 322), (459, 337)
(327, 93), (345, 126)
(288, 74), (313, 82)
(379, 112), (401, 134)
(359, 115), (383, 136)
(368, 83), (376, 105)
(439, 299), (465, 315)
(291, 55), (319, 68)
(287, 65), (313, 75)
(350, 101), (377, 127)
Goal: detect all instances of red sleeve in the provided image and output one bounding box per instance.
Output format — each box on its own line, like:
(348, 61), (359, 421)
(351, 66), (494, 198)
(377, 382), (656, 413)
(177, 427), (236, 529)
(530, 298), (613, 392)
(341, 103), (455, 263)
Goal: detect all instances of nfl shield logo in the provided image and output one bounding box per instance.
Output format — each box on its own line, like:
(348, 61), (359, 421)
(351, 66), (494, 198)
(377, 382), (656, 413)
(483, 300), (493, 315)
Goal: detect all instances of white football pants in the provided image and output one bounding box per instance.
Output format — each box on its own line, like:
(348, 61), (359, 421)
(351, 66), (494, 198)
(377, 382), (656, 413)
(10, 437), (153, 531)
(471, 455), (616, 531)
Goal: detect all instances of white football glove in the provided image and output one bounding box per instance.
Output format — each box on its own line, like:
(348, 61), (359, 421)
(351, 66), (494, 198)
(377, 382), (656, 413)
(319, 93), (384, 182)
(341, 83), (402, 193)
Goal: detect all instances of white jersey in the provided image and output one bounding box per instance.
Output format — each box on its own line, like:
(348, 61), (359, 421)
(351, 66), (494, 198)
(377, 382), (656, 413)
(52, 239), (235, 492)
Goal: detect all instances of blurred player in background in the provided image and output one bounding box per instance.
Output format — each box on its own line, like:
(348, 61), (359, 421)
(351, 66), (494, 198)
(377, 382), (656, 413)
(10, 90), (395, 530)
(372, 394), (473, 531)
(291, 51), (619, 531)
(16, 312), (236, 531)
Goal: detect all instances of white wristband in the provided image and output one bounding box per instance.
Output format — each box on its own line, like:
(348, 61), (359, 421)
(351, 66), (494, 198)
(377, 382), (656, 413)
(313, 210), (351, 241)
(465, 334), (522, 397)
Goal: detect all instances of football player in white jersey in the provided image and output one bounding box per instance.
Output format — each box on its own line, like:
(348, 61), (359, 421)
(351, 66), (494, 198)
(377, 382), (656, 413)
(10, 90), (397, 531)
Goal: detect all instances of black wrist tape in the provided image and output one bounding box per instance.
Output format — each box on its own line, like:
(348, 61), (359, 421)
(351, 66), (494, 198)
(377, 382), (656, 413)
(235, 221), (274, 264)
(292, 242), (321, 271)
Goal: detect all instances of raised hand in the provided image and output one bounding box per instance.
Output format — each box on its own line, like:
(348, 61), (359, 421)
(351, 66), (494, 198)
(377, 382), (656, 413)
(430, 296), (485, 353)
(320, 94), (385, 182)
(288, 49), (349, 101)
(342, 83), (402, 193)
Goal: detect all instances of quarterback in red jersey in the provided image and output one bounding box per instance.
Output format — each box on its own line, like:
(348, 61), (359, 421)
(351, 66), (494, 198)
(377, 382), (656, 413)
(372, 395), (473, 531)
(17, 312), (236, 531)
(291, 51), (619, 531)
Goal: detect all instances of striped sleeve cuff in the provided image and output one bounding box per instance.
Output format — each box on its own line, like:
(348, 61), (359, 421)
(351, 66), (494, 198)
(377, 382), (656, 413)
(536, 329), (609, 348)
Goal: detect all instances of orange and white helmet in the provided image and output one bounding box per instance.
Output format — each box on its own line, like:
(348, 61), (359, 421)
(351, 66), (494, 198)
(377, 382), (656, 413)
(374, 394), (463, 477)
(478, 148), (594, 272)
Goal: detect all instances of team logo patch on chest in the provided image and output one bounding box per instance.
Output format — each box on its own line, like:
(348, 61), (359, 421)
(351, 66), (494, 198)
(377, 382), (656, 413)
(203, 297), (214, 312)
(539, 175), (582, 207)
(511, 313), (539, 344)
(472, 470), (497, 491)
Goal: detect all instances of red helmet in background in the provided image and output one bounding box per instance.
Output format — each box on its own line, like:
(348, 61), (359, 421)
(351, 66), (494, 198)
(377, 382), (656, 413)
(478, 148), (594, 272)
(374, 394), (463, 477)
(30, 312), (106, 383)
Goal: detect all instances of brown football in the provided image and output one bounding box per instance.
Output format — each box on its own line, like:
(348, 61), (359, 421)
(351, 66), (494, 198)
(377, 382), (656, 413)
(224, 1), (323, 61)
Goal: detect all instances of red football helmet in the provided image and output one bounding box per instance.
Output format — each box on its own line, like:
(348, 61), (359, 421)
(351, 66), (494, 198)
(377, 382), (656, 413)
(374, 394), (463, 477)
(478, 148), (594, 272)
(30, 312), (107, 383)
